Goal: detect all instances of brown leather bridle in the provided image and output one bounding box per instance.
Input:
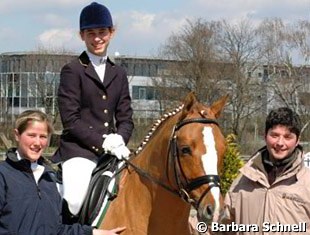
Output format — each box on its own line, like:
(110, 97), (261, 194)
(123, 117), (221, 213)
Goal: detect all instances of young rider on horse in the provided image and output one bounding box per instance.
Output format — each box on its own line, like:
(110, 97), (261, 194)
(52, 2), (134, 220)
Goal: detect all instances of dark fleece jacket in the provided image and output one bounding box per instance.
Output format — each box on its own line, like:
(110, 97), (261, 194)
(0, 148), (93, 235)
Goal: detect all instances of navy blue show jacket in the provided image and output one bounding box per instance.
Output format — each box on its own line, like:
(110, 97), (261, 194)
(52, 52), (134, 163)
(0, 148), (93, 235)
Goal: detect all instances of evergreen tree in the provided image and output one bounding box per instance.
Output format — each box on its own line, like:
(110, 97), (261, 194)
(220, 134), (244, 195)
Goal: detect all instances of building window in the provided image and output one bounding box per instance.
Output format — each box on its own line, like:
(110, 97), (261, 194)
(13, 97), (20, 107)
(150, 64), (158, 76)
(29, 97), (36, 107)
(21, 97), (27, 106)
(141, 64), (149, 76)
(121, 62), (128, 70)
(132, 86), (158, 100)
(133, 64), (140, 76)
(139, 88), (146, 99)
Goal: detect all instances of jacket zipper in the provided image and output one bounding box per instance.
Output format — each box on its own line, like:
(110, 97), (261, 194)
(29, 170), (42, 199)
(37, 185), (41, 199)
(262, 188), (268, 235)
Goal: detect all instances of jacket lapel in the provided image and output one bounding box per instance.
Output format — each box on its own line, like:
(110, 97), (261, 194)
(103, 57), (117, 88)
(79, 51), (104, 86)
(85, 65), (102, 84)
(79, 52), (116, 88)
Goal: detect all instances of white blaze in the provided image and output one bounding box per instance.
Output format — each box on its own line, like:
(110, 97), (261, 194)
(202, 126), (220, 214)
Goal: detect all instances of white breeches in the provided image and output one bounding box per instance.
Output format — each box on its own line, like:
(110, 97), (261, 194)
(62, 157), (97, 215)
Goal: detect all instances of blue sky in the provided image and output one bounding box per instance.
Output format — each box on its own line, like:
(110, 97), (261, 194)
(0, 0), (309, 57)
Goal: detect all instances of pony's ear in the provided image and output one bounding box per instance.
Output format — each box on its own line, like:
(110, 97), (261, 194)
(210, 95), (229, 119)
(180, 92), (197, 118)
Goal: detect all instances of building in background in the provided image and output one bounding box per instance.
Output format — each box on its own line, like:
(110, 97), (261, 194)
(0, 52), (76, 124)
(0, 52), (309, 148)
(0, 52), (175, 126)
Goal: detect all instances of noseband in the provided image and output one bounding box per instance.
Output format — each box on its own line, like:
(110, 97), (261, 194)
(123, 117), (221, 210)
(170, 118), (221, 209)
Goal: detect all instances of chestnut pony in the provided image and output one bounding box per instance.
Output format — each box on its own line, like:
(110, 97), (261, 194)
(97, 92), (228, 235)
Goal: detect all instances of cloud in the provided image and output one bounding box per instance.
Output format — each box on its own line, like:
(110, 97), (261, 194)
(3, 0), (84, 7)
(130, 11), (156, 32)
(39, 14), (71, 28)
(1, 0), (309, 56)
(109, 10), (189, 56)
(0, 0), (87, 14)
(191, 0), (309, 22)
(37, 28), (82, 52)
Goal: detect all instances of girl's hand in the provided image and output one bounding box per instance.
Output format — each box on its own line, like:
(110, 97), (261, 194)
(93, 227), (126, 235)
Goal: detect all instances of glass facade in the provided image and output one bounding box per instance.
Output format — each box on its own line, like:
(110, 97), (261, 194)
(0, 72), (60, 120)
(0, 53), (76, 122)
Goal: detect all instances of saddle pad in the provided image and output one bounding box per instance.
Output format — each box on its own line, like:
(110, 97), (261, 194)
(78, 157), (124, 226)
(91, 169), (119, 227)
(91, 161), (125, 227)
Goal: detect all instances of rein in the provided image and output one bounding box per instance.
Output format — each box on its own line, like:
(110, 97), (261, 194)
(122, 117), (221, 209)
(122, 158), (181, 197)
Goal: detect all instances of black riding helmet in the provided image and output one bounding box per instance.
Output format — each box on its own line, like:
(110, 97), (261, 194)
(80, 2), (113, 30)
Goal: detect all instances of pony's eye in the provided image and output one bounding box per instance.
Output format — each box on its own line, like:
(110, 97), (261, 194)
(180, 146), (191, 155)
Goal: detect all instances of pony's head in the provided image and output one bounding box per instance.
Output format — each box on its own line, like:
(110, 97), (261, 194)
(169, 92), (228, 223)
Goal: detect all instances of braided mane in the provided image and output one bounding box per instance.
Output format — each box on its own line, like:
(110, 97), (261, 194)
(134, 104), (184, 155)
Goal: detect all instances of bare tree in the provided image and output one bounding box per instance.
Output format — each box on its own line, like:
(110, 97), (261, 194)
(257, 19), (310, 113)
(24, 53), (64, 128)
(157, 18), (225, 104)
(257, 18), (310, 143)
(156, 18), (271, 143)
(216, 19), (264, 140)
(289, 20), (310, 65)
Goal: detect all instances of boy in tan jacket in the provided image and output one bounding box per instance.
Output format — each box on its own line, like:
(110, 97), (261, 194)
(221, 107), (310, 235)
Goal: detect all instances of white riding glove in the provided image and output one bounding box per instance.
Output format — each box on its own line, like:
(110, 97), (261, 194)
(102, 134), (130, 160)
(110, 145), (131, 160)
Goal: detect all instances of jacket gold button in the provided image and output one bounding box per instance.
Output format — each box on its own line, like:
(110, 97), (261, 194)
(104, 109), (108, 114)
(102, 95), (107, 100)
(104, 122), (109, 127)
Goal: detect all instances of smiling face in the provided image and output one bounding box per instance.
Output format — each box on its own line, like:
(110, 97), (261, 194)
(14, 120), (49, 162)
(80, 27), (114, 56)
(265, 124), (300, 161)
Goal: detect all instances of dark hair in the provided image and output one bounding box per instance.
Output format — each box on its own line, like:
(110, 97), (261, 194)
(265, 107), (302, 138)
(15, 110), (53, 135)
